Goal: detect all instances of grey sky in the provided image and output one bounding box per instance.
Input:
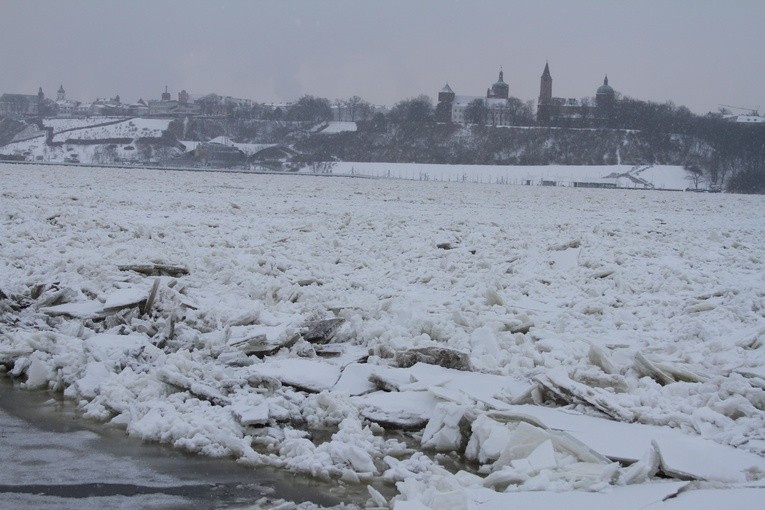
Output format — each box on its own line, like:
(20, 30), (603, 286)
(1, 0), (763, 114)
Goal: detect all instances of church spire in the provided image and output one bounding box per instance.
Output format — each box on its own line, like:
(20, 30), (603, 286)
(539, 61), (553, 106)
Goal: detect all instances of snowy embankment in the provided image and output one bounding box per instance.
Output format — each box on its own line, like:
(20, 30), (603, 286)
(0, 119), (177, 164)
(50, 118), (171, 142)
(1, 163), (764, 508)
(301, 162), (692, 190)
(43, 117), (131, 133)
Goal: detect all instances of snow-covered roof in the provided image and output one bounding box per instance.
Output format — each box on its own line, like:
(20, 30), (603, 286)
(452, 96), (511, 108)
(453, 95), (484, 107)
(317, 121), (358, 134)
(729, 115), (765, 123)
(205, 136), (278, 156)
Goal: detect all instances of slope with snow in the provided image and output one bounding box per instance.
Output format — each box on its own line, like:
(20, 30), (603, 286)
(43, 117), (131, 133)
(0, 163), (763, 508)
(51, 118), (171, 142)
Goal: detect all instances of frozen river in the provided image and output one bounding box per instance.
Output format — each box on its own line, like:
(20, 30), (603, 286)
(1, 163), (764, 507)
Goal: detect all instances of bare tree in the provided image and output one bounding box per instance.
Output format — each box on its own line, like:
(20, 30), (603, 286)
(464, 99), (488, 125)
(286, 95), (333, 122)
(684, 164), (704, 189)
(345, 95), (372, 121)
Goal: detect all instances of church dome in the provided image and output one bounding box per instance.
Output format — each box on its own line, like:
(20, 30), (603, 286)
(597, 76), (614, 95)
(493, 70), (509, 90)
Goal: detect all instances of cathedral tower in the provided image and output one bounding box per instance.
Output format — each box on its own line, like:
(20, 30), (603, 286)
(539, 62), (552, 104)
(537, 62), (553, 124)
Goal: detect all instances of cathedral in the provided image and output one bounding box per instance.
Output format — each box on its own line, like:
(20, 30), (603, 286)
(436, 64), (618, 126)
(536, 62), (617, 125)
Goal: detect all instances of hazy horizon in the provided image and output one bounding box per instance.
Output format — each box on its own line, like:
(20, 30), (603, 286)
(2, 0), (764, 114)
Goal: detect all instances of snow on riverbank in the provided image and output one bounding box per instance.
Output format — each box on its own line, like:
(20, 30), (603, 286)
(302, 162), (692, 190)
(1, 163), (763, 508)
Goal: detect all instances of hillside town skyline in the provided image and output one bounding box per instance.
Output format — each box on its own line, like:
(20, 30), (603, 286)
(1, 1), (763, 116)
(2, 61), (761, 126)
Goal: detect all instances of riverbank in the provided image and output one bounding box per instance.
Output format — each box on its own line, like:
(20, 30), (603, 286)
(0, 378), (350, 509)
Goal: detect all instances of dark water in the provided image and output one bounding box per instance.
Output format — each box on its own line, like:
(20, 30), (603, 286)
(0, 377), (365, 509)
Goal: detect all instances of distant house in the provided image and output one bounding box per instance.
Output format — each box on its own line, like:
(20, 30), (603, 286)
(193, 142), (246, 166)
(723, 114), (765, 124)
(89, 96), (127, 116)
(572, 180), (617, 189)
(55, 99), (80, 117)
(127, 99), (149, 117)
(54, 86), (81, 117)
(74, 103), (93, 116)
(147, 99), (200, 117)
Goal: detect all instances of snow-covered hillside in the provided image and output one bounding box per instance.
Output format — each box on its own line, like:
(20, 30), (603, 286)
(0, 118), (177, 164)
(51, 118), (171, 142)
(1, 164), (763, 508)
(43, 117), (131, 133)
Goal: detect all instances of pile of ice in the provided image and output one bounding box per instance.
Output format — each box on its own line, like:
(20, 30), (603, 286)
(1, 163), (764, 508)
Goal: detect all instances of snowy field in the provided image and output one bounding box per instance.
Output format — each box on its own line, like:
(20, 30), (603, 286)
(1, 163), (764, 508)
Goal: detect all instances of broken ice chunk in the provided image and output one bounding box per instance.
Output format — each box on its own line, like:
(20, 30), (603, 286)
(395, 346), (471, 371)
(421, 402), (471, 452)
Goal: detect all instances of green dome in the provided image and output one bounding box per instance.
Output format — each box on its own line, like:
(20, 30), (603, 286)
(494, 70), (509, 89)
(597, 75), (614, 95)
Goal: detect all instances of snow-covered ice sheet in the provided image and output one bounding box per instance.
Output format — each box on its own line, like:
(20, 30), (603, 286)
(1, 163), (764, 506)
(252, 358), (343, 392)
(460, 482), (687, 510)
(490, 404), (765, 482)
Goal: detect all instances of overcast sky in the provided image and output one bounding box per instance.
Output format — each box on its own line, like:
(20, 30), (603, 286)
(1, 0), (763, 114)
